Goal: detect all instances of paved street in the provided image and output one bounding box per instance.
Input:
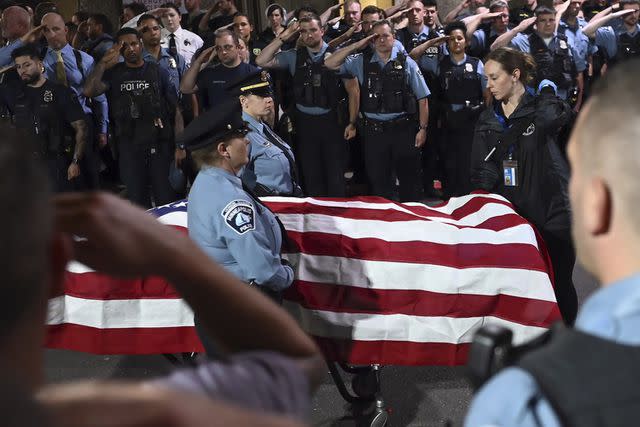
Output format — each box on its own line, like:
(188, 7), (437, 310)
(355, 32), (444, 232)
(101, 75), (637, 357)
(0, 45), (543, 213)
(45, 266), (598, 426)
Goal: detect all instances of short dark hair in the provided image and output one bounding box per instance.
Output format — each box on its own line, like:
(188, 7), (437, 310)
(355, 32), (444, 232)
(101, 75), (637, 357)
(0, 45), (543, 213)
(72, 10), (89, 22)
(124, 2), (147, 16)
(444, 20), (468, 38)
(489, 1), (508, 12)
(11, 43), (41, 61)
(65, 21), (77, 32)
(160, 2), (180, 15)
(137, 13), (160, 28)
(423, 0), (438, 8)
(534, 5), (556, 16)
(362, 5), (385, 18)
(89, 13), (113, 35)
(0, 125), (51, 342)
(266, 4), (284, 17)
(298, 15), (322, 28)
(116, 27), (141, 41)
(371, 19), (394, 34)
(295, 5), (319, 19)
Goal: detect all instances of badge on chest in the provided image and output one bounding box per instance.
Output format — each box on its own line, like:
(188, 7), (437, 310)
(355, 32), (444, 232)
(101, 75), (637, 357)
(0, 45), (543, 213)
(503, 159), (518, 187)
(222, 200), (256, 234)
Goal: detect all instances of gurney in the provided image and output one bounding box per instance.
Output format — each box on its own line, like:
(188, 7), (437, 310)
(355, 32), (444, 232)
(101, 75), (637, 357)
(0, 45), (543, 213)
(47, 193), (560, 426)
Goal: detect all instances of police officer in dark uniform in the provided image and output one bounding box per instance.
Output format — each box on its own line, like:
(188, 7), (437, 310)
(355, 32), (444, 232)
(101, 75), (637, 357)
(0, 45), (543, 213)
(399, 0), (446, 197)
(257, 15), (357, 197)
(83, 28), (179, 208)
(5, 44), (87, 192)
(492, 6), (586, 107)
(326, 20), (430, 202)
(583, 0), (640, 67)
(437, 22), (488, 197)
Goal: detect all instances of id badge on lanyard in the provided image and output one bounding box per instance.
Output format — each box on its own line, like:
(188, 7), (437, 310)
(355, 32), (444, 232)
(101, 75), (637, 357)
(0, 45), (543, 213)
(503, 146), (518, 187)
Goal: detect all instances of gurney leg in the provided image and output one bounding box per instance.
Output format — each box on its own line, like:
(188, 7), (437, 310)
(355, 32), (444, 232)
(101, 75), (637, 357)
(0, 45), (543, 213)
(328, 361), (370, 404)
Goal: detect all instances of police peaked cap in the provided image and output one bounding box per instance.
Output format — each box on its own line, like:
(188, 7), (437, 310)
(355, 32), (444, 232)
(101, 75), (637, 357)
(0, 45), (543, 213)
(225, 70), (274, 98)
(176, 99), (248, 151)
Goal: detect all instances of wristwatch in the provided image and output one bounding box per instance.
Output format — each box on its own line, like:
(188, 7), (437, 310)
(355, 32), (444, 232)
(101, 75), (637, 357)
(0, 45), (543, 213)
(418, 124), (428, 131)
(72, 157), (80, 164)
(177, 143), (185, 150)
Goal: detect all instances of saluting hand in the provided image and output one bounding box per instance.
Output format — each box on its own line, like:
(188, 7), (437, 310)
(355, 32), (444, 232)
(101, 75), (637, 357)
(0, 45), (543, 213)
(100, 42), (122, 69)
(280, 22), (301, 42)
(517, 16), (537, 32)
(196, 46), (217, 67)
(20, 24), (44, 44)
(354, 34), (377, 50)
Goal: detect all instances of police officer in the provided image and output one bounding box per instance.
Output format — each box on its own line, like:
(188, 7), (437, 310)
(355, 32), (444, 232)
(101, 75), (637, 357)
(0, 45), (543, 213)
(470, 47), (577, 324)
(232, 13), (267, 65)
(41, 12), (109, 190)
(137, 14), (186, 98)
(491, 6), (585, 108)
(226, 71), (302, 197)
(402, 0), (447, 197)
(464, 2), (512, 60)
(325, 20), (430, 202)
(466, 58), (640, 427)
(83, 28), (179, 208)
(5, 44), (87, 192)
(180, 29), (259, 113)
(437, 22), (488, 197)
(583, 0), (640, 66)
(183, 99), (293, 294)
(257, 15), (358, 197)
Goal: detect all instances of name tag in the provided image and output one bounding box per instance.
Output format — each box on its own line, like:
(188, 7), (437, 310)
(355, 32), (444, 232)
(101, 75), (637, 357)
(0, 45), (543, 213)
(503, 160), (518, 187)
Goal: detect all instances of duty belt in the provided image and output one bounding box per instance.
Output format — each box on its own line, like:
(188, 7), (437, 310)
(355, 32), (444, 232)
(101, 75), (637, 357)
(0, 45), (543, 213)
(362, 115), (414, 132)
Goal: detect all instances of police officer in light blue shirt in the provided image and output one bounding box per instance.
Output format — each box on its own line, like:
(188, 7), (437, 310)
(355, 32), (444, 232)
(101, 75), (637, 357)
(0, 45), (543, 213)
(225, 71), (302, 197)
(582, 0), (640, 65)
(465, 61), (640, 427)
(181, 99), (294, 297)
(325, 20), (430, 201)
(138, 14), (187, 98)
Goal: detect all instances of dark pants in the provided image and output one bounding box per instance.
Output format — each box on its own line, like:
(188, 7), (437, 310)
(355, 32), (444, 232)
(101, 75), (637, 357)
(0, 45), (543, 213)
(442, 123), (475, 198)
(422, 99), (444, 196)
(294, 110), (346, 197)
(361, 117), (423, 201)
(118, 142), (177, 208)
(46, 154), (86, 193)
(543, 230), (578, 325)
(80, 114), (100, 190)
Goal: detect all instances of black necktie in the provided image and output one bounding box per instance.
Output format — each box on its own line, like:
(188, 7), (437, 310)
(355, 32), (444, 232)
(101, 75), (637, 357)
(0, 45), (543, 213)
(262, 123), (300, 189)
(168, 33), (178, 59)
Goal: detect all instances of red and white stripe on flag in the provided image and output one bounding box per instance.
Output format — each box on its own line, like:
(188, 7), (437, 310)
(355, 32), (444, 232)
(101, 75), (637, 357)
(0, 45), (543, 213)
(46, 193), (561, 366)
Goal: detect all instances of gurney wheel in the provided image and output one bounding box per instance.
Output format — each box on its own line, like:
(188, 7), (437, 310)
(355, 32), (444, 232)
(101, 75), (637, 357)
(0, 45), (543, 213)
(351, 370), (378, 400)
(369, 410), (389, 427)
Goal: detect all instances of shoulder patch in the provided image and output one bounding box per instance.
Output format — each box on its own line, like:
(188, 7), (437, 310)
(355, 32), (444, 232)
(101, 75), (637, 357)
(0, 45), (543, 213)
(222, 200), (255, 234)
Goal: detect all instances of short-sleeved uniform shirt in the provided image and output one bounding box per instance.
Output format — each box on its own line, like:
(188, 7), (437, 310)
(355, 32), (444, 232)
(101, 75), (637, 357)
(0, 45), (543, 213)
(594, 23), (640, 59)
(187, 166), (293, 291)
(339, 45), (431, 121)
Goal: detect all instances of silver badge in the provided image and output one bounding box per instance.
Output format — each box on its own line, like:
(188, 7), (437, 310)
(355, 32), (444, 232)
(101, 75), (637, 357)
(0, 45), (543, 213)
(43, 90), (53, 103)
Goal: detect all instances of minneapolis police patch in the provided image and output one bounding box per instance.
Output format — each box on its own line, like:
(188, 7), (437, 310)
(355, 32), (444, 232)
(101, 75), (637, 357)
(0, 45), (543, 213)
(222, 200), (255, 234)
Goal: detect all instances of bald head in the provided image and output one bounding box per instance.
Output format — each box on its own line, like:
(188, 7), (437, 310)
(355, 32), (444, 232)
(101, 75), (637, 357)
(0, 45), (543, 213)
(568, 60), (640, 279)
(41, 12), (68, 50)
(1, 6), (31, 41)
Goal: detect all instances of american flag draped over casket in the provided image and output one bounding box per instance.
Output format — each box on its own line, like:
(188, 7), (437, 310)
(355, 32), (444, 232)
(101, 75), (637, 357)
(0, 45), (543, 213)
(46, 193), (561, 366)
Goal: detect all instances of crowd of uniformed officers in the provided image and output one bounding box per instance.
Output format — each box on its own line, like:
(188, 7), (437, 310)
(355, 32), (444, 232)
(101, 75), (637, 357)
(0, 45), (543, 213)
(1, 0), (639, 320)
